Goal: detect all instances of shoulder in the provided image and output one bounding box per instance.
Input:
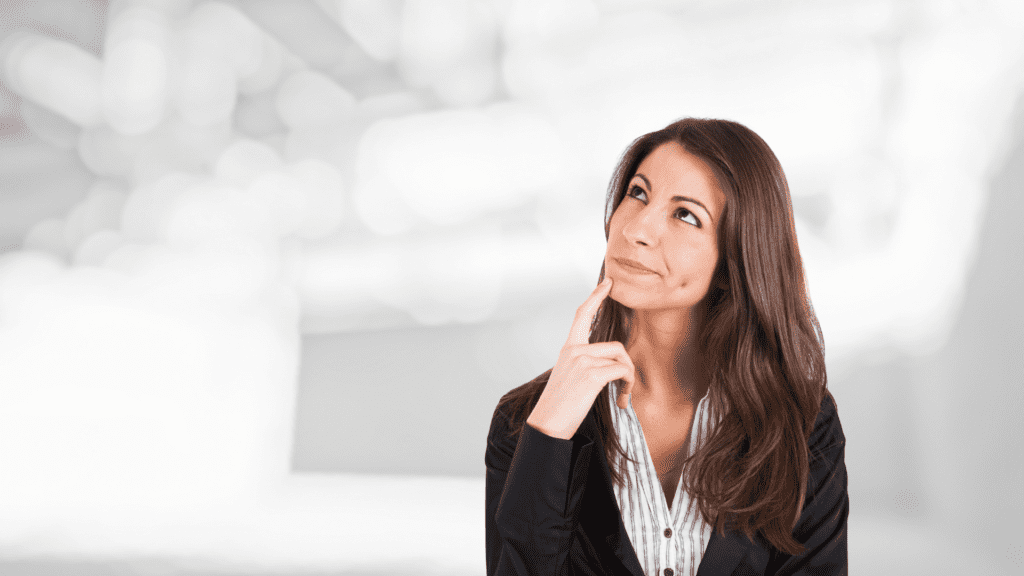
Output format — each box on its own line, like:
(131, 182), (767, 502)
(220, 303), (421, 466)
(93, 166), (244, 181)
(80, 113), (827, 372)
(808, 389), (846, 468)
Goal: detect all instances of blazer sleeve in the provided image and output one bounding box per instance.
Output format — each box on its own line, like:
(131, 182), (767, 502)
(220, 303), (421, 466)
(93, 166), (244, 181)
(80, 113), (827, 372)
(485, 403), (596, 576)
(770, 392), (850, 576)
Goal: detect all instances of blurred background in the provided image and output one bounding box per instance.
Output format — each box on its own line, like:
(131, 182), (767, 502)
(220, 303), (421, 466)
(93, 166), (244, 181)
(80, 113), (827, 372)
(0, 0), (1021, 574)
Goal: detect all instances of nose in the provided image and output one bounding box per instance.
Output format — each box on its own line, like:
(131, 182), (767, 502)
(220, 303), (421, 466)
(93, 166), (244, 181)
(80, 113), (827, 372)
(620, 203), (665, 246)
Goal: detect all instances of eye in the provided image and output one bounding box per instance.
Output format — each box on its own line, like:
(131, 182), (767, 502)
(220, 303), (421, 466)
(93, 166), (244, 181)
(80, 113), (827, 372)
(625, 184), (703, 228)
(675, 207), (701, 228)
(626, 184), (647, 201)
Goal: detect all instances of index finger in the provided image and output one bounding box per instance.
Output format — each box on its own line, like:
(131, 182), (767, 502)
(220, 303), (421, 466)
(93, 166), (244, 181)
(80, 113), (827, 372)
(566, 277), (612, 346)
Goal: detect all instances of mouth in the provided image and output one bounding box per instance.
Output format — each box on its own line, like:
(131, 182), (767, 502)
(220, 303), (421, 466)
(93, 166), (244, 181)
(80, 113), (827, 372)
(613, 257), (659, 275)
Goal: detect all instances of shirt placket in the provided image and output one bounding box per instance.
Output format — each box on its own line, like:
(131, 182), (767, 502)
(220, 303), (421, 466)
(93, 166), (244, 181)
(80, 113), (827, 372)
(627, 396), (677, 576)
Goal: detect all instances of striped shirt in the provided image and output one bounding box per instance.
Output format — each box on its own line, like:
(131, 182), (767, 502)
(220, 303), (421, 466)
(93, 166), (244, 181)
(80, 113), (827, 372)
(608, 380), (716, 576)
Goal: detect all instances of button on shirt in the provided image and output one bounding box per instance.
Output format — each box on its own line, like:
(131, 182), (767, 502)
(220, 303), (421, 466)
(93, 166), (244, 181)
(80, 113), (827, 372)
(609, 380), (716, 576)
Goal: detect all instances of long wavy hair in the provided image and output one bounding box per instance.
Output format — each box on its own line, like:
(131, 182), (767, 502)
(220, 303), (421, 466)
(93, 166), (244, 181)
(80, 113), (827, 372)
(496, 117), (829, 555)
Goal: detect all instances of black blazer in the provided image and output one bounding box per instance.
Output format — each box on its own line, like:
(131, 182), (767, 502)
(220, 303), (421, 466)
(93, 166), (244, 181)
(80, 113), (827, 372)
(485, 389), (849, 576)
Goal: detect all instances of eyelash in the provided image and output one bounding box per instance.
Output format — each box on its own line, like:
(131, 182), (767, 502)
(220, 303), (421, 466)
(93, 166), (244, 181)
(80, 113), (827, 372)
(625, 185), (702, 228)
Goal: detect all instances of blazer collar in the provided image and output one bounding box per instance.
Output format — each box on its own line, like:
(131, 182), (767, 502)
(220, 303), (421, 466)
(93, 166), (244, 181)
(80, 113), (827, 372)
(576, 404), (755, 576)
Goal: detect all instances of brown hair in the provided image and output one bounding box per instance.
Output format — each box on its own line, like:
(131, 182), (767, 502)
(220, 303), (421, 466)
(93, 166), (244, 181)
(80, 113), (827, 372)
(496, 117), (829, 555)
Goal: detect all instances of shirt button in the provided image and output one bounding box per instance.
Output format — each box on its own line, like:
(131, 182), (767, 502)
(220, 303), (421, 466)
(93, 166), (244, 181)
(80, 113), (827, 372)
(663, 527), (672, 538)
(664, 569), (674, 576)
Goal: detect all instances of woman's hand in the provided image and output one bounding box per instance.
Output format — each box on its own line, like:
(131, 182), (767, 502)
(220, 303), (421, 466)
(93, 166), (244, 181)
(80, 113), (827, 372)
(526, 277), (637, 440)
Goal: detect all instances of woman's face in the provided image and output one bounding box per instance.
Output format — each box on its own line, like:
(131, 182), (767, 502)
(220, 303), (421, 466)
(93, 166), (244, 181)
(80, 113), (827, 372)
(605, 142), (727, 313)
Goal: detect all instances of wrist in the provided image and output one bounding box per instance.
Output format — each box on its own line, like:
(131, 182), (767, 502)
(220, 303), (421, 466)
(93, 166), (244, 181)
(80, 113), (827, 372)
(526, 411), (574, 440)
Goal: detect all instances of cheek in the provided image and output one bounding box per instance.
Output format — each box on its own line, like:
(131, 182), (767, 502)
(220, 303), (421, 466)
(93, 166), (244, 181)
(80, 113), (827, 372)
(703, 247), (721, 273)
(608, 206), (628, 233)
(670, 242), (719, 285)
(607, 213), (631, 249)
(701, 248), (721, 283)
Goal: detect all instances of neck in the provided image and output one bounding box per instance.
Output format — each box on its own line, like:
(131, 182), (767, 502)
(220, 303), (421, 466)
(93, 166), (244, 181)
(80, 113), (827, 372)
(626, 305), (709, 409)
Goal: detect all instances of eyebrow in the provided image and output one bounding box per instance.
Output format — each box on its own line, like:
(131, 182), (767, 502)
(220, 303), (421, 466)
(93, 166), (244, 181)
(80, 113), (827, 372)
(634, 173), (715, 224)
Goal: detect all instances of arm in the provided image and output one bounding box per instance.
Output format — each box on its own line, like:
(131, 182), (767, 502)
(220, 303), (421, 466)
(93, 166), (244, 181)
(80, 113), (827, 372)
(485, 404), (595, 576)
(771, 393), (850, 576)
(486, 278), (631, 576)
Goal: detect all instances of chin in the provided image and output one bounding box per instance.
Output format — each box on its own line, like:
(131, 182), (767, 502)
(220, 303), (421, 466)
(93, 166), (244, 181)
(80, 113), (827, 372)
(608, 275), (708, 314)
(607, 279), (660, 310)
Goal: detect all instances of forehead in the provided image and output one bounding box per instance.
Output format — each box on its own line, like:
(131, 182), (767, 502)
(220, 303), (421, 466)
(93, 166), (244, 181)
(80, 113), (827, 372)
(633, 142), (726, 217)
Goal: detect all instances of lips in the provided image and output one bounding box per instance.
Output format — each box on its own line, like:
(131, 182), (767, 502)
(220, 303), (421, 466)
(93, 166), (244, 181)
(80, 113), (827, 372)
(614, 257), (659, 275)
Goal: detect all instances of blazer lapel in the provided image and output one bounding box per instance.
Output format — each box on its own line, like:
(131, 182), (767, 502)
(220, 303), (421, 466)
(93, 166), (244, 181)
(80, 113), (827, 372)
(577, 404), (758, 576)
(575, 407), (647, 576)
(696, 529), (756, 576)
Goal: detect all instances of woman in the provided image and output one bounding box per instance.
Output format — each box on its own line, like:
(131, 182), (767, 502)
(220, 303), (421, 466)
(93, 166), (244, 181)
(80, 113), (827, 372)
(485, 118), (848, 576)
